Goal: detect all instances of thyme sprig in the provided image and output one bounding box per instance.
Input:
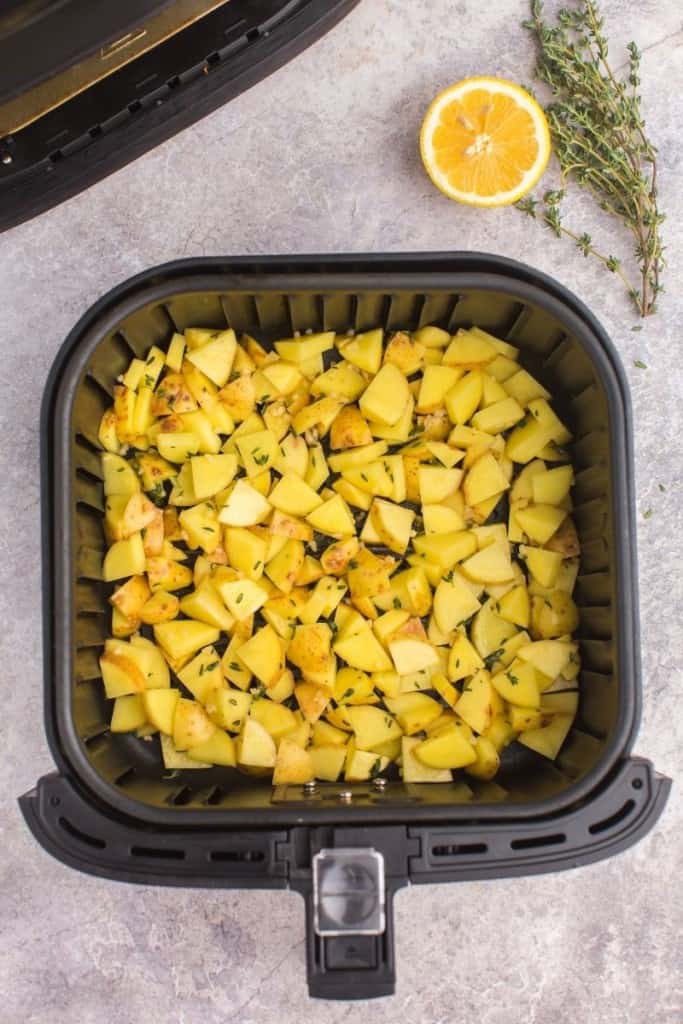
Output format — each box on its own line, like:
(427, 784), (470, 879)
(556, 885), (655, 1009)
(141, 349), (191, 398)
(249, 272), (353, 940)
(519, 0), (665, 316)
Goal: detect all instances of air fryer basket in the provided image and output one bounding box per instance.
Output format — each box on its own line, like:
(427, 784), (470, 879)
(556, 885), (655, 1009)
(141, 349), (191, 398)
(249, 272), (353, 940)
(21, 253), (670, 999)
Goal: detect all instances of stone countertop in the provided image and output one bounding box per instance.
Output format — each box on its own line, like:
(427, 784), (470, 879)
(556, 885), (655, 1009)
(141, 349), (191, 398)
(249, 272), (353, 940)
(1, 1), (681, 1021)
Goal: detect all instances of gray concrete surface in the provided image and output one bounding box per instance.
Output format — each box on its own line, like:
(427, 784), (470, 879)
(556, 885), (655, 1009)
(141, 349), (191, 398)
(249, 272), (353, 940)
(1, 1), (681, 1021)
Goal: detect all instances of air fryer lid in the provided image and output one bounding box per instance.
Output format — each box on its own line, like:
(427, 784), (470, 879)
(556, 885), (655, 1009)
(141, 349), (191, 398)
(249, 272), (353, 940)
(0, 0), (172, 101)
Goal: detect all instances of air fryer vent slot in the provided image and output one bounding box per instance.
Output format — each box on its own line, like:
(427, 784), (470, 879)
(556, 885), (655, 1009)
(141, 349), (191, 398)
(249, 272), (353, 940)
(588, 799), (636, 835)
(510, 832), (566, 851)
(432, 842), (487, 857)
(209, 849), (266, 863)
(130, 845), (185, 860)
(58, 816), (106, 850)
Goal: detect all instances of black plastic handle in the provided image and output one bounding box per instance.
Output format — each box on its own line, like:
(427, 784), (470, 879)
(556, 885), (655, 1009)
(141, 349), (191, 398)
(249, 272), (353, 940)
(297, 876), (403, 1000)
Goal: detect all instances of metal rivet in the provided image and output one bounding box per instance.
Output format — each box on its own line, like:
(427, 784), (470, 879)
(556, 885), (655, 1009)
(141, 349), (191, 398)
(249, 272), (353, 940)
(1, 153), (12, 165)
(303, 780), (318, 796)
(372, 777), (387, 791)
(338, 790), (353, 804)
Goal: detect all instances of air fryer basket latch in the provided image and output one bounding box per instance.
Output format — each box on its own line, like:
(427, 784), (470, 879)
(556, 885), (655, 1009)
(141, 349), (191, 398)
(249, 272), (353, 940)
(284, 825), (415, 1000)
(312, 847), (386, 938)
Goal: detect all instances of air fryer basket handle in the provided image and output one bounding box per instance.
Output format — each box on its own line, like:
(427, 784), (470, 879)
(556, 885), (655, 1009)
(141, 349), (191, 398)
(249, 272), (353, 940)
(296, 874), (403, 1000)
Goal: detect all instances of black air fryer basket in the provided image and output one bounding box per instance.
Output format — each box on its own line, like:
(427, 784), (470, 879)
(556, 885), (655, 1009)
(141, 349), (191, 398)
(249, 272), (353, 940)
(21, 253), (670, 999)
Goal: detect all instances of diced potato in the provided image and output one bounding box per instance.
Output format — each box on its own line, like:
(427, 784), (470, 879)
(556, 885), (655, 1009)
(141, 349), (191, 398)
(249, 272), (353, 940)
(515, 504), (567, 545)
(190, 453), (238, 500)
(310, 745), (347, 781)
(414, 723), (476, 769)
(312, 360), (367, 400)
(445, 370), (484, 425)
(433, 574), (481, 633)
(471, 396), (525, 434)
(520, 545), (563, 588)
(454, 669), (495, 734)
(187, 729), (236, 766)
(110, 575), (150, 619)
(416, 365), (462, 413)
(307, 495), (356, 538)
(369, 498), (414, 554)
(177, 646), (223, 703)
(204, 684), (252, 731)
(275, 331), (335, 363)
(330, 405), (373, 450)
(469, 598), (517, 658)
(103, 533), (146, 581)
(218, 479), (271, 526)
(141, 688), (178, 734)
(359, 363), (411, 425)
(334, 629), (393, 672)
(491, 658), (541, 707)
(345, 705), (402, 750)
(496, 584), (530, 628)
(146, 556), (193, 593)
(505, 415), (555, 464)
(185, 330), (237, 387)
(463, 451), (510, 506)
(401, 735), (452, 782)
(154, 620), (219, 661)
(418, 465), (463, 504)
(236, 718), (277, 767)
(461, 543), (514, 584)
(503, 368), (550, 405)
(139, 590), (179, 625)
(517, 638), (577, 679)
(464, 736), (501, 780)
(173, 698), (216, 749)
(271, 738), (313, 784)
(110, 694), (148, 733)
(102, 453), (141, 496)
(447, 631), (485, 681)
(217, 578), (269, 620)
(294, 682), (332, 723)
(518, 713), (574, 759)
(531, 465), (573, 505)
(531, 592), (579, 639)
(337, 328), (383, 374)
(237, 625), (283, 686)
(179, 581), (234, 631)
(384, 692), (443, 734)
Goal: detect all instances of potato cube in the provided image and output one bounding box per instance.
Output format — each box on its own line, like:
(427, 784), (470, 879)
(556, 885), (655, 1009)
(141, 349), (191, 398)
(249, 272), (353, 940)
(236, 718), (277, 767)
(103, 533), (146, 582)
(237, 625), (283, 686)
(359, 363), (411, 425)
(337, 328), (383, 375)
(173, 698), (216, 749)
(218, 479), (271, 526)
(384, 692), (443, 734)
(110, 695), (147, 733)
(463, 452), (510, 506)
(491, 659), (541, 707)
(310, 745), (347, 781)
(306, 493), (357, 539)
(413, 724), (476, 769)
(153, 620), (219, 661)
(518, 712), (574, 760)
(515, 505), (567, 544)
(454, 668), (495, 734)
